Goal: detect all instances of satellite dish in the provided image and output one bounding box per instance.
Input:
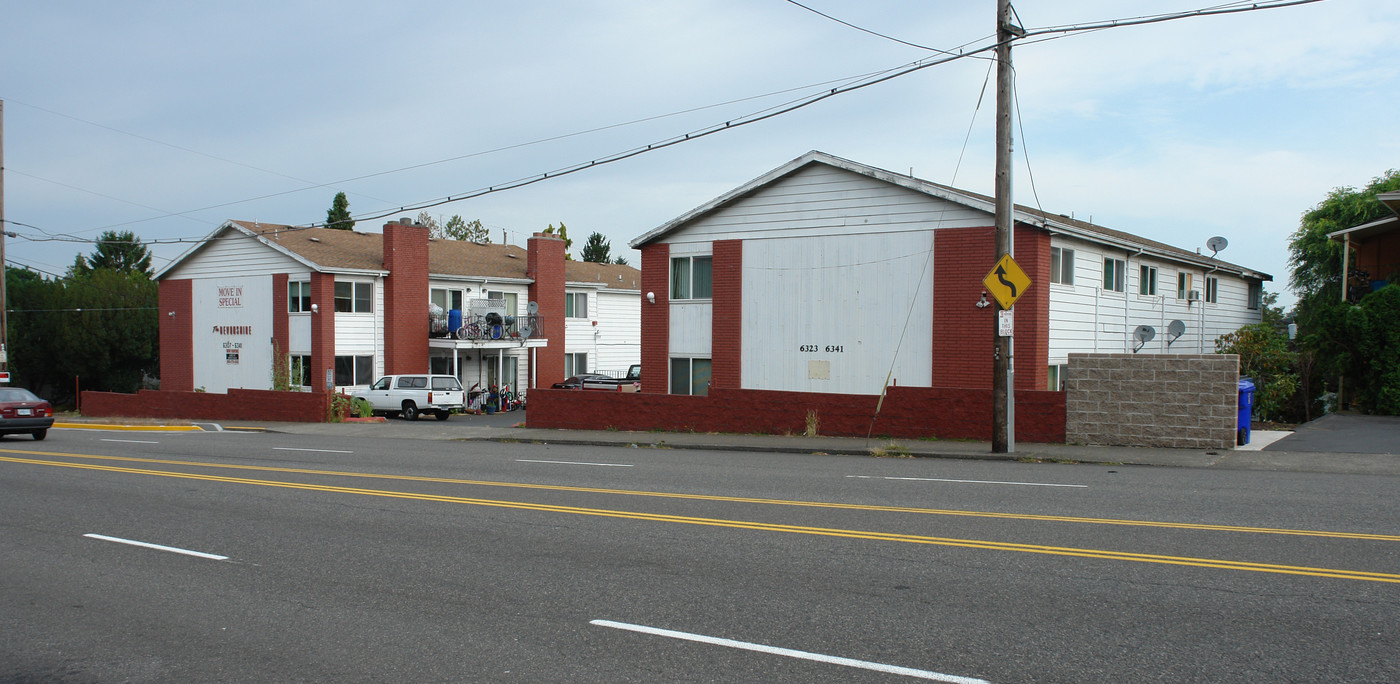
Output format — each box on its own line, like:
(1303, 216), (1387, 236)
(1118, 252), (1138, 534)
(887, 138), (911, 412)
(527, 301), (539, 314)
(1132, 325), (1156, 353)
(1166, 319), (1186, 347)
(519, 323), (533, 341)
(1206, 236), (1228, 257)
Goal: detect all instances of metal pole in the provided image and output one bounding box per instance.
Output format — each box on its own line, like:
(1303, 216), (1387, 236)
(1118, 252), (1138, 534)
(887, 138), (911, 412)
(1, 99), (8, 377)
(992, 0), (1016, 453)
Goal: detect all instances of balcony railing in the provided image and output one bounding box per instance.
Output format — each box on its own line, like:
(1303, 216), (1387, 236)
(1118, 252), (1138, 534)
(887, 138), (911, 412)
(430, 312), (544, 342)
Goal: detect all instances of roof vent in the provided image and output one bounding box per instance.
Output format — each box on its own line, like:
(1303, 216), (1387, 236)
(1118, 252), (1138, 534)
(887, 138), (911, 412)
(399, 217), (413, 225)
(308, 237), (321, 243)
(506, 253), (518, 259)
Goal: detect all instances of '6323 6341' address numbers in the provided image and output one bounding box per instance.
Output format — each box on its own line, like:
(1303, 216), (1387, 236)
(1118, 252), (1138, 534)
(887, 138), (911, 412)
(798, 345), (844, 353)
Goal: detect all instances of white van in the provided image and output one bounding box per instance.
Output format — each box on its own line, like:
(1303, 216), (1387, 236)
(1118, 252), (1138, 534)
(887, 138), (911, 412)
(352, 374), (466, 421)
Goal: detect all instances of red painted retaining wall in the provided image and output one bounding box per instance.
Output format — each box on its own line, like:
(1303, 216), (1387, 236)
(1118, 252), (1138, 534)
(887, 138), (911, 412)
(81, 389), (332, 423)
(527, 386), (1066, 443)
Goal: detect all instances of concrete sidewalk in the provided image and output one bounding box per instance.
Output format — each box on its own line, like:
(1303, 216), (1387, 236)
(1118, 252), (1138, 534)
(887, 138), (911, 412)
(49, 414), (1400, 476)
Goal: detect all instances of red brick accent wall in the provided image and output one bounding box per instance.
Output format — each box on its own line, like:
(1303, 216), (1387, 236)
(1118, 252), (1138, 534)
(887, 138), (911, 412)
(382, 222), (430, 374)
(81, 389), (332, 423)
(932, 227), (996, 388)
(1013, 226), (1051, 391)
(310, 272), (336, 391)
(711, 240), (742, 390)
(272, 273), (289, 359)
(527, 233), (567, 388)
(527, 385), (1066, 443)
(930, 225), (1051, 390)
(640, 243), (670, 394)
(158, 279), (194, 391)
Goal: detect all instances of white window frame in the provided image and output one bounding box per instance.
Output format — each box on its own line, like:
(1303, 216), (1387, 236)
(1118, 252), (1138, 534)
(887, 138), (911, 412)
(670, 255), (713, 300)
(289, 354), (311, 388)
(334, 355), (374, 386)
(334, 281), (373, 313)
(289, 280), (311, 313)
(1247, 282), (1262, 310)
(1103, 258), (1126, 292)
(670, 357), (712, 396)
(1178, 272), (1194, 300)
(1047, 363), (1069, 391)
(564, 292), (589, 319)
(1139, 265), (1157, 296)
(1051, 247), (1074, 285)
(1205, 276), (1219, 304)
(564, 352), (588, 378)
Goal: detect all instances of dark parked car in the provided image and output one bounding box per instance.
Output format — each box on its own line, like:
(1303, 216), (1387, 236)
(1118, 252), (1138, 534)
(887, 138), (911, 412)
(0, 388), (54, 440)
(551, 374), (615, 389)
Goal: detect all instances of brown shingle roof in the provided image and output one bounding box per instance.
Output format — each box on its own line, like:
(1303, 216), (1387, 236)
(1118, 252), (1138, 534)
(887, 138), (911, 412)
(231, 221), (640, 288)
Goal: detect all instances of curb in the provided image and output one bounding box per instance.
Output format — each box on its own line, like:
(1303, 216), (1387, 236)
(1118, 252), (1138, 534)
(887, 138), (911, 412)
(54, 422), (205, 432)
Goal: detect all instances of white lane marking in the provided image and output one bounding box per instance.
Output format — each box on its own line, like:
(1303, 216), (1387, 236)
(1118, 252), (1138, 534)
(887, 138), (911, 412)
(517, 459), (633, 467)
(591, 620), (989, 683)
(84, 534), (228, 561)
(100, 439), (160, 444)
(273, 447), (354, 454)
(847, 475), (1086, 488)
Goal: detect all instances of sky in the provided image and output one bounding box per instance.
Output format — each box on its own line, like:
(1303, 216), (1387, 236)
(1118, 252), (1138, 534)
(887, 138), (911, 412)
(2, 0), (1397, 310)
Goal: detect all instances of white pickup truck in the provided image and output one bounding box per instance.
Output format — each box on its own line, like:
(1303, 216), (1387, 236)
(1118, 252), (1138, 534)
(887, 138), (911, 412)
(352, 374), (466, 421)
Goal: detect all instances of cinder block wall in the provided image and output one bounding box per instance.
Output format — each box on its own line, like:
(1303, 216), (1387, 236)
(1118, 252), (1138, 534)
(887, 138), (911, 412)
(1066, 353), (1239, 449)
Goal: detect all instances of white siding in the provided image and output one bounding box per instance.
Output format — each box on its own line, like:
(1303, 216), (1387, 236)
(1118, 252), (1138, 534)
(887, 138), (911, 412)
(742, 230), (933, 394)
(669, 301), (712, 357)
(665, 164), (989, 246)
(191, 275), (273, 393)
(592, 290), (641, 376)
(1048, 236), (1265, 368)
(164, 228), (304, 279)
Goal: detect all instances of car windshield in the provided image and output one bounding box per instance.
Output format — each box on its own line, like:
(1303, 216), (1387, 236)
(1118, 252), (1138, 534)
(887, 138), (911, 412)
(0, 389), (41, 402)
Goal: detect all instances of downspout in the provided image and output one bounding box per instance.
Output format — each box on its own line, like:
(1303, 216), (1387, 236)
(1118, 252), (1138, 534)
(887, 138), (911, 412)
(1340, 232), (1351, 407)
(1128, 248), (1142, 353)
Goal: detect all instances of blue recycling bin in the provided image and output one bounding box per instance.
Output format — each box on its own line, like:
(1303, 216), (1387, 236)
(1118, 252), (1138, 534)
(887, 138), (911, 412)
(1237, 378), (1255, 446)
(448, 309), (463, 337)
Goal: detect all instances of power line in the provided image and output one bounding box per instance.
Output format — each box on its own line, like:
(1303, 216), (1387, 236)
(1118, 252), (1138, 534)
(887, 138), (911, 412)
(783, 0), (982, 57)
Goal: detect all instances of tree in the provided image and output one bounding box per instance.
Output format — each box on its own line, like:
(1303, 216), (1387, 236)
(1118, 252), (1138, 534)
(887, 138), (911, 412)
(432, 215), (491, 243)
(326, 191), (355, 230)
(612, 255), (629, 266)
(73, 230), (153, 277)
(581, 232), (612, 263)
(415, 211), (440, 234)
(1216, 322), (1297, 422)
(1287, 170), (1400, 301)
(543, 222), (573, 260)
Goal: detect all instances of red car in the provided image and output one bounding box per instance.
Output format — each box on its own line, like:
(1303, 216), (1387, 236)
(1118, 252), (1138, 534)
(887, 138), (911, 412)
(0, 388), (54, 440)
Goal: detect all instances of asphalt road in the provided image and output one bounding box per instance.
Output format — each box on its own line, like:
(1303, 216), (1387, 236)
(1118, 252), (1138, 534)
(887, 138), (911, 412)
(3, 427), (1398, 682)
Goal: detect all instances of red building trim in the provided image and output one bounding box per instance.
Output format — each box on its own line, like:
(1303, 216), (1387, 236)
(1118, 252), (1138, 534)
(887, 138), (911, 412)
(639, 243), (670, 394)
(711, 240), (742, 390)
(272, 273), (289, 361)
(310, 272), (336, 391)
(157, 279), (193, 391)
(382, 222), (430, 374)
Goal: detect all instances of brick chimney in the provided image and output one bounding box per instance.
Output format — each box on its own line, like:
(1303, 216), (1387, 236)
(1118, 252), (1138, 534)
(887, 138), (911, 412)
(527, 232), (566, 388)
(382, 219), (430, 374)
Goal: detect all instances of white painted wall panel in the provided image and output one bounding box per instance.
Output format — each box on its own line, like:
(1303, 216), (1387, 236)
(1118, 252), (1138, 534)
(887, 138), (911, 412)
(191, 276), (273, 393)
(164, 231), (305, 280)
(592, 290), (641, 376)
(742, 230), (933, 394)
(669, 301), (712, 356)
(666, 165), (989, 247)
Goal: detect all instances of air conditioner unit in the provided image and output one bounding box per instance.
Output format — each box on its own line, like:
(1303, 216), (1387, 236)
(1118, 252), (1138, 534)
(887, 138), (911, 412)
(1186, 290), (1201, 301)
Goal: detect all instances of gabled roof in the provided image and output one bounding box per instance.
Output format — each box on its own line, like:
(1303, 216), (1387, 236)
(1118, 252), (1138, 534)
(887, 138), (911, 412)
(631, 150), (1271, 281)
(157, 221), (640, 289)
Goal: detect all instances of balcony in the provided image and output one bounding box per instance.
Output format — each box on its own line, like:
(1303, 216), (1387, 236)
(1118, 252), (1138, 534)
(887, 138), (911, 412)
(430, 311), (545, 344)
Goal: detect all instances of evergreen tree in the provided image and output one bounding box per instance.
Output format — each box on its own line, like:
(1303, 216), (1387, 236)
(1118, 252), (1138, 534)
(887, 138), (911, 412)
(326, 192), (355, 230)
(581, 232), (612, 263)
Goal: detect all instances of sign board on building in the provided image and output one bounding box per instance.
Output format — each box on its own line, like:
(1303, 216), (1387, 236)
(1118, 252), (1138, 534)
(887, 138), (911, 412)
(983, 255), (1032, 310)
(0, 371), (9, 383)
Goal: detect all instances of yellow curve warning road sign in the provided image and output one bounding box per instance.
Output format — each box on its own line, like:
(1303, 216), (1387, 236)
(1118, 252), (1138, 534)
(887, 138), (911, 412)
(983, 254), (1031, 309)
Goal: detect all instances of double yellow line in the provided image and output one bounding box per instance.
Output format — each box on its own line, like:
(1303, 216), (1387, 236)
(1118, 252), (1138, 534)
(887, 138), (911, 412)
(5, 448), (1399, 584)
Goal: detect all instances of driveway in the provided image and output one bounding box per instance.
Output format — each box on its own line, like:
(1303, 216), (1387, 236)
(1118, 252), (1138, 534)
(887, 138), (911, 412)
(1264, 413), (1400, 454)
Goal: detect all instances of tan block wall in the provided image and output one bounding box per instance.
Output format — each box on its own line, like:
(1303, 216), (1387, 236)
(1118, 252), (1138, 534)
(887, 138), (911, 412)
(1065, 353), (1239, 449)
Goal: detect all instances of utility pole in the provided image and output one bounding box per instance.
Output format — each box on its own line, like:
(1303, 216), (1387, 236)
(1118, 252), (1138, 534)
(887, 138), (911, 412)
(992, 0), (1019, 453)
(1, 99), (8, 378)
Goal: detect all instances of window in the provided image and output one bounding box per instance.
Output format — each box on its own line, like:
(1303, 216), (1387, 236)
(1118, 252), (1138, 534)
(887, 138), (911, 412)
(1205, 276), (1219, 304)
(488, 356), (519, 390)
(334, 281), (372, 313)
(487, 290), (518, 316)
(564, 292), (589, 318)
(431, 287), (464, 313)
(371, 377), (390, 391)
(564, 352), (588, 378)
(289, 355), (311, 388)
(288, 281), (311, 313)
(1139, 265), (1157, 295)
(1178, 272), (1194, 299)
(396, 376), (427, 389)
(334, 355), (373, 386)
(670, 256), (713, 299)
(1051, 247), (1075, 285)
(1047, 363), (1069, 391)
(1247, 282), (1262, 310)
(670, 357), (712, 396)
(1103, 258), (1126, 292)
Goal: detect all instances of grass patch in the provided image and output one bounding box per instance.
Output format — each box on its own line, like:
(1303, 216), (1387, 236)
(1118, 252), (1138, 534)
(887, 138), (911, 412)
(869, 443), (913, 458)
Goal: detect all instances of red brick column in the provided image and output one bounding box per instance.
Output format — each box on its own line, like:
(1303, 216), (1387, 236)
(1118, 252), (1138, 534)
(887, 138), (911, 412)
(527, 233), (566, 388)
(1013, 226), (1051, 391)
(711, 240), (742, 390)
(382, 221), (430, 374)
(310, 272), (336, 391)
(158, 279), (194, 391)
(640, 243), (670, 394)
(932, 226), (996, 388)
(272, 273), (289, 363)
